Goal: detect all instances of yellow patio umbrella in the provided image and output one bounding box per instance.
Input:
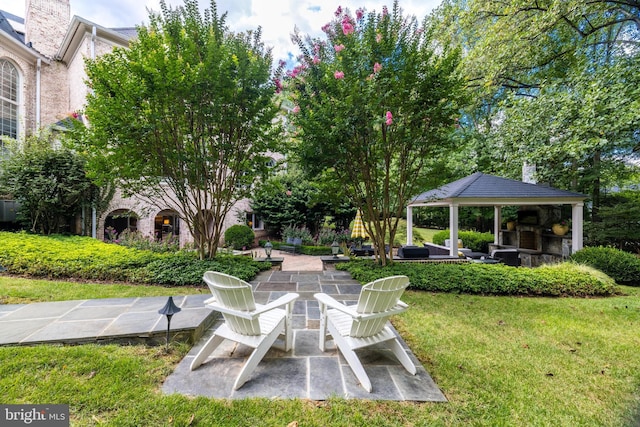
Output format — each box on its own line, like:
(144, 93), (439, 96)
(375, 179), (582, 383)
(351, 209), (369, 239)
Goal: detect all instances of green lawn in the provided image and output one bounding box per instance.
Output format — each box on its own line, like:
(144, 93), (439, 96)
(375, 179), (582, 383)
(1, 276), (639, 426)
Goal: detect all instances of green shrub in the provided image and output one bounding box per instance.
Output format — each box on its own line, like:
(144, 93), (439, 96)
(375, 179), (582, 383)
(432, 230), (495, 252)
(0, 232), (270, 286)
(261, 240), (333, 256)
(224, 225), (255, 250)
(281, 226), (315, 245)
(337, 259), (618, 297)
(117, 229), (180, 253)
(569, 246), (640, 286)
(143, 252), (269, 285)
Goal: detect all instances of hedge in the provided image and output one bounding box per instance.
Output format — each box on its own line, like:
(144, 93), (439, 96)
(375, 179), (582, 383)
(0, 232), (270, 285)
(569, 246), (640, 287)
(432, 230), (495, 253)
(337, 259), (619, 297)
(259, 240), (334, 256)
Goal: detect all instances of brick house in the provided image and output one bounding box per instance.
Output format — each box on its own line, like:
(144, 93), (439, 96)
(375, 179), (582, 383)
(0, 0), (272, 246)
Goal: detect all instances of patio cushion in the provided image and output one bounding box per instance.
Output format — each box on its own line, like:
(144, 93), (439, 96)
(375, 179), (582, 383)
(397, 246), (430, 259)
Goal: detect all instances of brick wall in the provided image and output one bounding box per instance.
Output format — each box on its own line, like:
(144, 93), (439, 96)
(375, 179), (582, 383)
(25, 0), (70, 58)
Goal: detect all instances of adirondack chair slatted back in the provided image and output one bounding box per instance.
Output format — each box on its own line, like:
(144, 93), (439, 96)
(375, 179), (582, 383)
(352, 275), (409, 338)
(203, 271), (260, 336)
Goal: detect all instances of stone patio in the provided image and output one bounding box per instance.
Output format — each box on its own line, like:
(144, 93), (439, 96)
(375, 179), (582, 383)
(0, 255), (447, 401)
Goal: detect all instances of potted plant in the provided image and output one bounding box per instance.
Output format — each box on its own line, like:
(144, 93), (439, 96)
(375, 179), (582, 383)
(552, 219), (570, 236)
(502, 206), (518, 231)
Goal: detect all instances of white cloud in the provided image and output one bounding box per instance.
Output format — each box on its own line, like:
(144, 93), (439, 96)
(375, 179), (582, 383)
(1, 0), (442, 64)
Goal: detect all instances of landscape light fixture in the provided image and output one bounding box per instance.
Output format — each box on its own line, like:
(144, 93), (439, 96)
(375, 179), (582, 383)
(264, 241), (273, 259)
(331, 241), (340, 258)
(158, 296), (181, 349)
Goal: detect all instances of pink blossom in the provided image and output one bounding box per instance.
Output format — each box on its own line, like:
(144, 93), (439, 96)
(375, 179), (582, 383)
(385, 111), (393, 126)
(278, 59), (286, 68)
(376, 33), (382, 43)
(313, 44), (321, 53)
(334, 70), (345, 79)
(356, 8), (364, 20)
(292, 105), (300, 114)
(373, 62), (382, 73)
(321, 23), (331, 33)
(342, 21), (354, 35)
(342, 16), (355, 35)
(334, 44), (345, 52)
(274, 79), (282, 93)
(382, 6), (388, 17)
(335, 6), (342, 16)
(312, 55), (320, 65)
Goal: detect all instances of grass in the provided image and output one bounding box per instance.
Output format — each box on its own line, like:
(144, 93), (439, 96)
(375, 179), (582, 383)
(376, 219), (440, 246)
(1, 276), (639, 425)
(0, 276), (205, 304)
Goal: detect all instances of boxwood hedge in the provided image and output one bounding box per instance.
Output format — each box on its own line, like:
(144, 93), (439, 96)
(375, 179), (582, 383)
(337, 259), (619, 297)
(569, 246), (640, 287)
(432, 230), (495, 253)
(0, 232), (269, 285)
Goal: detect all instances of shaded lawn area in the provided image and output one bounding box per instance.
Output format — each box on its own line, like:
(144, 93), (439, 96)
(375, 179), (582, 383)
(0, 277), (639, 426)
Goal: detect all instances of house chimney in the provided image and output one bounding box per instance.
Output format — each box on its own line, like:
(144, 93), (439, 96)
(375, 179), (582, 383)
(522, 162), (536, 184)
(25, 0), (70, 58)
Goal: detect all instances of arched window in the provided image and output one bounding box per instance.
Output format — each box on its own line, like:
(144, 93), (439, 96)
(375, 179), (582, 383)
(0, 59), (19, 139)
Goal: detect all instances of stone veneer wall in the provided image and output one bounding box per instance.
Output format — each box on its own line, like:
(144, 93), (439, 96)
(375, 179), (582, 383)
(67, 34), (125, 112)
(102, 189), (250, 247)
(39, 61), (69, 126)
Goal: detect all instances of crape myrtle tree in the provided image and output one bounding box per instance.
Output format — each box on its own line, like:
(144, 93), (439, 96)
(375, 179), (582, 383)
(75, 0), (282, 259)
(287, 2), (466, 265)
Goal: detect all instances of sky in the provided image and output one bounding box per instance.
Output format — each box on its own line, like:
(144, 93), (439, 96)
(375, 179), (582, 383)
(1, 0), (442, 66)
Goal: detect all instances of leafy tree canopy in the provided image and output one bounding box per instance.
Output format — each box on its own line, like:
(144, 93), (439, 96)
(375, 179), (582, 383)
(429, 0), (640, 215)
(251, 171), (354, 237)
(0, 133), (96, 235)
(72, 0), (282, 258)
(287, 2), (467, 264)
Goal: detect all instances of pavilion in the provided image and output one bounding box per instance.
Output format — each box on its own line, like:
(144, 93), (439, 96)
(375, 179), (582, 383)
(406, 173), (588, 258)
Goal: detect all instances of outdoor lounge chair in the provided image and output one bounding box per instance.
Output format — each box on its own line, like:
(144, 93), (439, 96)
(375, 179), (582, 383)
(190, 271), (299, 390)
(314, 275), (416, 392)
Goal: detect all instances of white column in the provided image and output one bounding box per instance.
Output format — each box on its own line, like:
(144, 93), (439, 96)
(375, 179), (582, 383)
(449, 203), (459, 257)
(494, 206), (501, 245)
(406, 206), (413, 245)
(572, 202), (584, 253)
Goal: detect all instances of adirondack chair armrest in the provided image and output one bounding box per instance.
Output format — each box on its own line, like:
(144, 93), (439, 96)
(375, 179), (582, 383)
(203, 296), (216, 305)
(353, 304), (408, 322)
(253, 292), (299, 316)
(314, 293), (360, 318)
(206, 293), (299, 320)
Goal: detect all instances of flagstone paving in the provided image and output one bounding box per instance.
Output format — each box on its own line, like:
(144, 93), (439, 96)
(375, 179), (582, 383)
(0, 253), (446, 401)
(162, 269), (447, 401)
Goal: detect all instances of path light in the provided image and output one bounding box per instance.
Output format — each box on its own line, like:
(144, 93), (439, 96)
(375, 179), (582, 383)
(264, 240), (273, 259)
(158, 296), (181, 349)
(331, 241), (340, 258)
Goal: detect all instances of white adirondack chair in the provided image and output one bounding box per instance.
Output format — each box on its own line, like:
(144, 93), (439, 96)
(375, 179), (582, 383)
(314, 275), (416, 392)
(190, 271), (299, 390)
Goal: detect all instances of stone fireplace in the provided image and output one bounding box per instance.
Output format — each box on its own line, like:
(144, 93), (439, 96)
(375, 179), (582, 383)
(496, 208), (572, 266)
